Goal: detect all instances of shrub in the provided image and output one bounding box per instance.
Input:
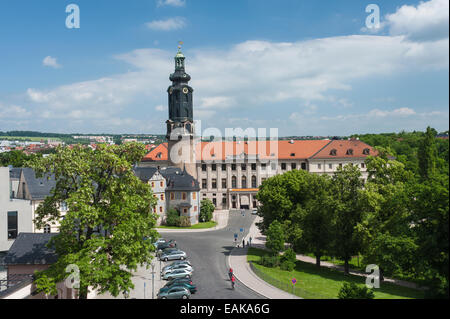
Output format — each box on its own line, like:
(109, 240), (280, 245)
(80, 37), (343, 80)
(280, 248), (297, 264)
(259, 255), (280, 268)
(179, 216), (191, 227)
(280, 261), (296, 271)
(338, 282), (375, 299)
(166, 209), (181, 227)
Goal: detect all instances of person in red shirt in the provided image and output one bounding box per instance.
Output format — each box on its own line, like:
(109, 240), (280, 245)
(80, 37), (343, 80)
(231, 274), (236, 289)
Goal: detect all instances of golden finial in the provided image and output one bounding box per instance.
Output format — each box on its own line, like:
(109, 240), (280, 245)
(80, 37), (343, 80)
(178, 41), (183, 50)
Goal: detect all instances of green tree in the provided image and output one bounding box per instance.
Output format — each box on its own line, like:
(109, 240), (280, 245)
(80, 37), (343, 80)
(27, 143), (158, 299)
(200, 198), (215, 222)
(0, 150), (39, 167)
(165, 208), (181, 226)
(418, 126), (437, 180)
(265, 220), (285, 255)
(331, 164), (365, 275)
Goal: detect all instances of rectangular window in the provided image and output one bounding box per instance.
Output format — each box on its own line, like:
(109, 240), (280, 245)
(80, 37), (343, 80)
(170, 192), (175, 200)
(212, 164), (217, 171)
(183, 208), (187, 214)
(212, 179), (217, 189)
(202, 164), (207, 171)
(222, 164), (227, 171)
(212, 198), (217, 206)
(222, 197), (227, 205)
(361, 163), (365, 169)
(194, 206), (198, 212)
(231, 164), (237, 171)
(339, 163), (343, 169)
(159, 206), (163, 213)
(202, 179), (207, 189)
(241, 164), (247, 171)
(291, 163), (297, 170)
(60, 201), (68, 211)
(281, 163), (287, 170)
(182, 193), (187, 200)
(222, 179), (227, 189)
(271, 162), (277, 170)
(329, 164), (333, 169)
(232, 178), (237, 188)
(151, 182), (155, 188)
(161, 194), (164, 200)
(7, 211), (18, 240)
(192, 192), (196, 200)
(251, 164), (257, 171)
(232, 202), (236, 209)
(261, 163), (266, 171)
(318, 164), (322, 170)
(160, 181), (164, 187)
(301, 163), (307, 170)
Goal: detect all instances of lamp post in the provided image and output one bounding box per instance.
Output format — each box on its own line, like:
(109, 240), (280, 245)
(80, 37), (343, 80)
(151, 262), (156, 299)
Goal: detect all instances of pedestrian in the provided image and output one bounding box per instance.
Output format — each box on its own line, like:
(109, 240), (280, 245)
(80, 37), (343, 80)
(231, 274), (236, 289)
(242, 239), (245, 248)
(249, 237), (252, 246)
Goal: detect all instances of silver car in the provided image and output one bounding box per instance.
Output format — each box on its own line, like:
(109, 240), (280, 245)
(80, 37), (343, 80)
(162, 260), (192, 272)
(160, 250), (187, 262)
(163, 268), (192, 280)
(162, 264), (193, 276)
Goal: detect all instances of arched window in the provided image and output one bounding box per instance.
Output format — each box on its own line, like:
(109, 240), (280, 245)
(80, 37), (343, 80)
(251, 176), (257, 188)
(242, 176), (247, 189)
(232, 176), (237, 188)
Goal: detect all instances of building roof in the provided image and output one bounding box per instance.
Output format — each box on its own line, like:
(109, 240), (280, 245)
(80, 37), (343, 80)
(162, 167), (200, 192)
(4, 233), (58, 265)
(142, 139), (376, 162)
(133, 166), (158, 182)
(309, 139), (378, 159)
(21, 168), (56, 200)
(9, 167), (22, 179)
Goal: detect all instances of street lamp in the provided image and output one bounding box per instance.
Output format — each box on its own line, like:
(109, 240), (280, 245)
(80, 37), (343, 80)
(151, 262), (156, 300)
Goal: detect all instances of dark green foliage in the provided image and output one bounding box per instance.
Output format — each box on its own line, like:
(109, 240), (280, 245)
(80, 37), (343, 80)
(166, 209), (181, 226)
(280, 261), (295, 271)
(200, 199), (215, 222)
(280, 248), (297, 264)
(0, 150), (40, 167)
(259, 255), (280, 268)
(265, 220), (285, 254)
(338, 282), (375, 299)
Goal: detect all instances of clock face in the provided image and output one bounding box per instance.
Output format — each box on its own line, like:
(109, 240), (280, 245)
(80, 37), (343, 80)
(183, 87), (189, 94)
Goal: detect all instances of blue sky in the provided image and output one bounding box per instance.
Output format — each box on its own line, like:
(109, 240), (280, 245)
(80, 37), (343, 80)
(0, 0), (448, 136)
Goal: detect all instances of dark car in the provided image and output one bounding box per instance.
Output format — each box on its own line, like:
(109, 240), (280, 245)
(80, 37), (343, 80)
(166, 277), (193, 287)
(160, 282), (197, 294)
(157, 242), (176, 251)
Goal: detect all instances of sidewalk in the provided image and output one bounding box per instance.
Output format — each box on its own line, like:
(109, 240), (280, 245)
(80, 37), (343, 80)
(95, 254), (165, 299)
(228, 217), (301, 299)
(157, 210), (229, 233)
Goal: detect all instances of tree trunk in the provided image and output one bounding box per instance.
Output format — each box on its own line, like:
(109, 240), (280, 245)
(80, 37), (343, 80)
(316, 255), (321, 267)
(344, 259), (350, 275)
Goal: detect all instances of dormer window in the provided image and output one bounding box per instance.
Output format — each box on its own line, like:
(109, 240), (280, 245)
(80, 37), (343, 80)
(156, 152), (162, 159)
(346, 149), (354, 156)
(290, 153), (296, 157)
(330, 149), (337, 156)
(363, 148), (370, 155)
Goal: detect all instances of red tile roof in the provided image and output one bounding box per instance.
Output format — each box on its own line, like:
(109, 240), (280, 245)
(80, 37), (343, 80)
(310, 139), (378, 159)
(142, 139), (377, 162)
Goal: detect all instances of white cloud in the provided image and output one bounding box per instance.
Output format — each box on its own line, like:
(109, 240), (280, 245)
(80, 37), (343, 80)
(42, 56), (62, 69)
(386, 0), (449, 41)
(157, 0), (186, 7)
(155, 105), (165, 111)
(145, 17), (187, 31)
(0, 103), (31, 118)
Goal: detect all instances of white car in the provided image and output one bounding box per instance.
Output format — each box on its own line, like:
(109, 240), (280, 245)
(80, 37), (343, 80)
(162, 264), (193, 276)
(163, 268), (193, 280)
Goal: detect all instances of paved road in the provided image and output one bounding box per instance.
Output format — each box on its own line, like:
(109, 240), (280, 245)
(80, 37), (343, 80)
(162, 210), (264, 299)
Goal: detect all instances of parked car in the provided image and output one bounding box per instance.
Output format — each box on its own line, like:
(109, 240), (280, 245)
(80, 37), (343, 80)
(153, 238), (166, 248)
(162, 260), (191, 272)
(157, 241), (176, 251)
(162, 264), (193, 276)
(157, 286), (191, 299)
(160, 250), (187, 262)
(166, 277), (193, 286)
(158, 247), (178, 258)
(163, 268), (192, 280)
(160, 281), (197, 294)
(252, 209), (258, 215)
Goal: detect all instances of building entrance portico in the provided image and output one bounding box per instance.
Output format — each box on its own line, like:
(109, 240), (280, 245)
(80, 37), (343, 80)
(229, 189), (259, 210)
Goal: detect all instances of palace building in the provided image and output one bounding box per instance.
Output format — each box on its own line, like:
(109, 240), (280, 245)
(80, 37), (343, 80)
(139, 47), (378, 213)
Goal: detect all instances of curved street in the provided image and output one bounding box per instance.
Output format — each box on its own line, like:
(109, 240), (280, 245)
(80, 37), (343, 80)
(159, 210), (263, 299)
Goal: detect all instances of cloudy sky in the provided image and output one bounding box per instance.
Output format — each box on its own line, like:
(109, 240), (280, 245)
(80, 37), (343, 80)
(0, 0), (448, 136)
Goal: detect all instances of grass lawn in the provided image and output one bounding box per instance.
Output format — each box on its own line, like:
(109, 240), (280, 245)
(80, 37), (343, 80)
(247, 247), (425, 299)
(157, 221), (217, 230)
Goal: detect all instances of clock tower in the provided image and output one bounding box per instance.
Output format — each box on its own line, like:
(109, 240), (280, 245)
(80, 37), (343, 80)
(166, 45), (197, 178)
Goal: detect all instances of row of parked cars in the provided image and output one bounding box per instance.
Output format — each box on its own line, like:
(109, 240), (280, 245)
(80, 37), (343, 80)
(153, 238), (196, 299)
